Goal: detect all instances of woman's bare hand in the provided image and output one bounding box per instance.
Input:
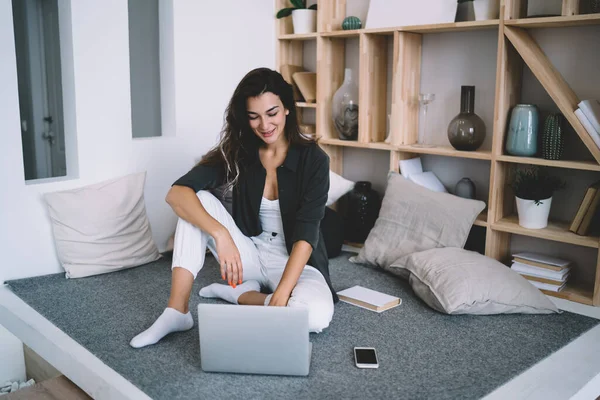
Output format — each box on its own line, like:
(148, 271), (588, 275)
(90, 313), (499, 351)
(213, 230), (243, 287)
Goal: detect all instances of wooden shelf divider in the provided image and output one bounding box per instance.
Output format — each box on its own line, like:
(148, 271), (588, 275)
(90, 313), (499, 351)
(504, 13), (600, 28)
(492, 215), (600, 248)
(397, 145), (492, 160)
(497, 155), (600, 172)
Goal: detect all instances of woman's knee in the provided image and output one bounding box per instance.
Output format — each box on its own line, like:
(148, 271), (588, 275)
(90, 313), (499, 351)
(288, 297), (334, 333)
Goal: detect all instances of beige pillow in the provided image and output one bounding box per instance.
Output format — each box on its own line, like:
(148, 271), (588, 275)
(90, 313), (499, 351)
(352, 172), (486, 269)
(44, 172), (161, 278)
(391, 247), (560, 314)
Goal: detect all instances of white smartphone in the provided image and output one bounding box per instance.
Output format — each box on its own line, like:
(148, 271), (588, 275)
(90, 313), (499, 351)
(354, 347), (379, 369)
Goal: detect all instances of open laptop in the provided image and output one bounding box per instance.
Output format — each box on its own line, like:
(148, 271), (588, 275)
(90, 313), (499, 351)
(197, 304), (312, 376)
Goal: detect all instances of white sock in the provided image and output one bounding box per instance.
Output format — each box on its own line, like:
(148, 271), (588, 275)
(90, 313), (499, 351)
(130, 307), (194, 348)
(199, 280), (261, 304)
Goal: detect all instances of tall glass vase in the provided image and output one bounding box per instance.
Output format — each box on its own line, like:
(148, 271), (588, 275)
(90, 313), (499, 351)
(447, 86), (486, 151)
(333, 68), (359, 141)
(416, 93), (435, 147)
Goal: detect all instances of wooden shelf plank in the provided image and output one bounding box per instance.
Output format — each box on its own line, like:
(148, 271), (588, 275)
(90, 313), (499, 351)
(321, 20), (500, 37)
(278, 32), (318, 40)
(321, 30), (361, 38)
(505, 13), (600, 28)
(296, 102), (317, 108)
(397, 19), (500, 33)
(541, 284), (594, 306)
(397, 144), (492, 160)
(492, 215), (600, 248)
(474, 211), (488, 227)
(319, 138), (396, 150)
(496, 155), (600, 171)
(504, 26), (600, 164)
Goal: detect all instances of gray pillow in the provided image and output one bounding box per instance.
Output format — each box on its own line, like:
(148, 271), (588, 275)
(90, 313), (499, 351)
(391, 247), (560, 315)
(352, 172), (486, 270)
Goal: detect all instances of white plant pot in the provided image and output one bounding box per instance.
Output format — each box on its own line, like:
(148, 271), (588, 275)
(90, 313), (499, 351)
(292, 9), (317, 34)
(516, 196), (552, 229)
(473, 0), (500, 20)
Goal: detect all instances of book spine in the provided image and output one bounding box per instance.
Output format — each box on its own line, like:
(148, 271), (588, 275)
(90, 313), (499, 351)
(575, 108), (600, 149)
(520, 273), (568, 286)
(579, 100), (600, 135)
(569, 189), (595, 233)
(512, 257), (563, 272)
(577, 191), (600, 235)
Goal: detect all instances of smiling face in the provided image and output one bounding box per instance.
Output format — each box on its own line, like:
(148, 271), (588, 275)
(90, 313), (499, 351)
(247, 92), (289, 147)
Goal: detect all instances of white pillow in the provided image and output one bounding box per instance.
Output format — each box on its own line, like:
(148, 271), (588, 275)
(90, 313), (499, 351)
(44, 172), (161, 278)
(391, 248), (560, 315)
(327, 171), (355, 206)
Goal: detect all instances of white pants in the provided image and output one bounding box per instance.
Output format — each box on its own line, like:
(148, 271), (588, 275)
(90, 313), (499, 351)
(172, 191), (334, 333)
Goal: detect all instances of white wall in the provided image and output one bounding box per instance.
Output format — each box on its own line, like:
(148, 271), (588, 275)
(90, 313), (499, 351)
(0, 0), (274, 380)
(0, 0), (275, 284)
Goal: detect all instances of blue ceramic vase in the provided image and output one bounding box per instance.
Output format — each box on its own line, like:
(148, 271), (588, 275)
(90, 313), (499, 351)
(506, 104), (539, 156)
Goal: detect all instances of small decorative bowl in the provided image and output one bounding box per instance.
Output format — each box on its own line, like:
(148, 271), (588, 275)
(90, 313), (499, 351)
(342, 16), (362, 30)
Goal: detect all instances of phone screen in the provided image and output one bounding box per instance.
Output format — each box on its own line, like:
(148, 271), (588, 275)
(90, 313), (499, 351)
(355, 348), (377, 364)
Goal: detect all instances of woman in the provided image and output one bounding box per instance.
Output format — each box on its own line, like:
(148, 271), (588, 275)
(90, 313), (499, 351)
(131, 68), (337, 348)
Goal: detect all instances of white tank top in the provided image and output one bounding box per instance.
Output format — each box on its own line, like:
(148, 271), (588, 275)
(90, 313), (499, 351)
(259, 197), (284, 234)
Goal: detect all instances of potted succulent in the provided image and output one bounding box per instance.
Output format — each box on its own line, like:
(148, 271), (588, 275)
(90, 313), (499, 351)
(276, 0), (317, 34)
(510, 166), (564, 229)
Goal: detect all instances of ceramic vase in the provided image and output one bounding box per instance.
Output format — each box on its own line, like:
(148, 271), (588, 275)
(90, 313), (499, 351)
(506, 104), (539, 157)
(292, 9), (317, 34)
(333, 68), (359, 141)
(516, 196), (552, 229)
(455, 178), (476, 199)
(344, 182), (381, 243)
(447, 86), (486, 151)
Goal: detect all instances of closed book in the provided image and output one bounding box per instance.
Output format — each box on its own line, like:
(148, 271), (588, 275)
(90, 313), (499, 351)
(575, 108), (600, 149)
(512, 252), (570, 272)
(529, 280), (566, 292)
(569, 184), (598, 232)
(511, 262), (570, 281)
(337, 285), (401, 313)
(519, 273), (569, 285)
(579, 100), (600, 134)
(577, 190), (600, 236)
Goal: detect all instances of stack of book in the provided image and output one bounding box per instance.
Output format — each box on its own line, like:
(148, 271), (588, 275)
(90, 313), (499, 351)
(511, 252), (571, 292)
(569, 180), (600, 235)
(575, 99), (600, 150)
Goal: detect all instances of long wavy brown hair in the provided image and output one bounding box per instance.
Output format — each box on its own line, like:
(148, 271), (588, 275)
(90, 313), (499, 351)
(199, 68), (316, 191)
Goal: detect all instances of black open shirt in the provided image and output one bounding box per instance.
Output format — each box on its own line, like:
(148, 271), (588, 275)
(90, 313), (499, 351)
(172, 142), (338, 302)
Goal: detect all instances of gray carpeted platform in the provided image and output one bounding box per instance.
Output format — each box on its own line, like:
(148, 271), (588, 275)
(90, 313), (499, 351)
(7, 253), (599, 400)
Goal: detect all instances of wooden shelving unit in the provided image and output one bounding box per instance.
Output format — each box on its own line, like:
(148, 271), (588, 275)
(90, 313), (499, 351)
(276, 0), (600, 306)
(296, 102), (317, 108)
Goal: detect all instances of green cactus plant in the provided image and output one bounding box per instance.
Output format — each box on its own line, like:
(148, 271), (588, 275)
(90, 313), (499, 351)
(541, 113), (565, 160)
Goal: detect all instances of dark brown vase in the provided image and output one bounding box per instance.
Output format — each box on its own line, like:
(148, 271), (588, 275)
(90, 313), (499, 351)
(343, 181), (381, 244)
(447, 86), (486, 151)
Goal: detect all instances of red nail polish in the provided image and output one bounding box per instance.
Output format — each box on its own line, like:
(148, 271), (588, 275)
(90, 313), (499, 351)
(238, 280), (242, 284)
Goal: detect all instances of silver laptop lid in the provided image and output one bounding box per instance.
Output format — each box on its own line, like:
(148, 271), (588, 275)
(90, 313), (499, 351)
(197, 304), (311, 376)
